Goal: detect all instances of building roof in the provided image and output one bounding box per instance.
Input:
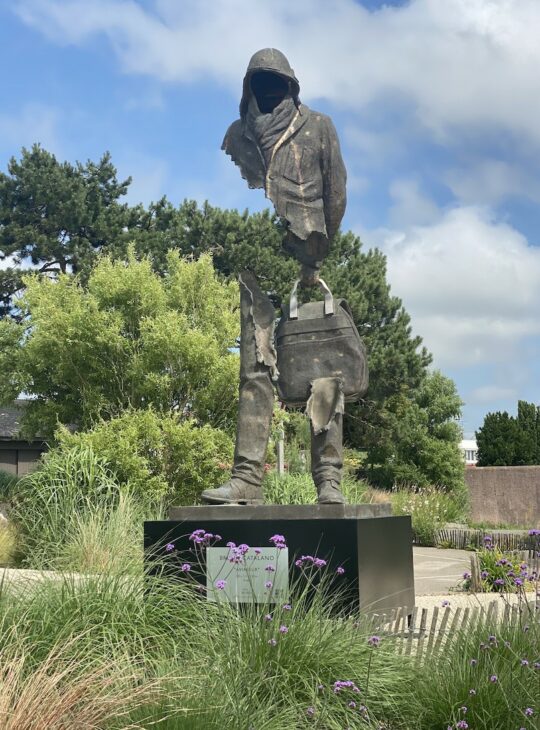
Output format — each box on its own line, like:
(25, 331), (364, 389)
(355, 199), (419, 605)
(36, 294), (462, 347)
(0, 400), (45, 441)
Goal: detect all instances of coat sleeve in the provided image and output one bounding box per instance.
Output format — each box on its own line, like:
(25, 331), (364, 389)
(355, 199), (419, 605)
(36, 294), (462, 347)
(320, 117), (347, 240)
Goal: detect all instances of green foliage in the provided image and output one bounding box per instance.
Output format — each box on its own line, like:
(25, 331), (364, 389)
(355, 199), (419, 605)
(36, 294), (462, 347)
(409, 614), (539, 730)
(366, 370), (466, 495)
(57, 409), (233, 506)
(391, 485), (466, 546)
(462, 534), (539, 593)
(0, 145), (132, 314)
(477, 400), (540, 466)
(0, 469), (19, 501)
(263, 472), (371, 506)
(0, 249), (240, 438)
(11, 444), (124, 567)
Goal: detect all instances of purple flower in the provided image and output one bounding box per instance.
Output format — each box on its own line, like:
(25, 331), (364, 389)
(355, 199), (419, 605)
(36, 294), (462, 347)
(463, 572), (471, 580)
(264, 614), (272, 621)
(165, 543), (175, 552)
(265, 581), (273, 589)
(180, 563), (191, 572)
(456, 722), (468, 729)
(528, 529), (540, 536)
(333, 680), (360, 694)
(483, 535), (493, 543)
(279, 625), (288, 634)
(534, 662), (540, 670)
(489, 674), (498, 683)
(269, 534), (287, 549)
(494, 578), (505, 586)
(306, 706), (315, 718)
(226, 541), (236, 548)
(524, 708), (534, 717)
(521, 659), (529, 666)
(488, 635), (496, 643)
(313, 558), (327, 568)
(215, 579), (226, 590)
(336, 566), (345, 575)
(459, 706), (468, 713)
(469, 689), (476, 695)
(317, 684), (324, 691)
(268, 638), (277, 646)
(295, 559), (304, 567)
(480, 570), (489, 579)
(265, 564), (276, 572)
(368, 635), (381, 647)
(214, 534), (222, 541)
(514, 578), (524, 586)
(442, 600), (450, 607)
(470, 658), (478, 666)
(282, 603), (292, 611)
(348, 701), (356, 709)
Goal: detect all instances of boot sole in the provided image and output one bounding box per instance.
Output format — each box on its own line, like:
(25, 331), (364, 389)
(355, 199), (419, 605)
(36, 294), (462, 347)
(201, 495), (264, 506)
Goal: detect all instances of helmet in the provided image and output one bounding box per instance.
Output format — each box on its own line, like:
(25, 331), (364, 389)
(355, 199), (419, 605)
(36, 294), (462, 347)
(240, 48), (300, 117)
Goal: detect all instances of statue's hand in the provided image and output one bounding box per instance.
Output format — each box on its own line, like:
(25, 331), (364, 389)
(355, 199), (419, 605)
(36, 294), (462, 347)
(300, 264), (320, 287)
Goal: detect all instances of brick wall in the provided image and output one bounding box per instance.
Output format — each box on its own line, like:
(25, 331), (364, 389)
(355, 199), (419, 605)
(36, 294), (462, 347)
(465, 465), (540, 528)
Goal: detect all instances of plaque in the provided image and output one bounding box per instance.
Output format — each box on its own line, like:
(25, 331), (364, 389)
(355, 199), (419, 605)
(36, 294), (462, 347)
(206, 547), (289, 603)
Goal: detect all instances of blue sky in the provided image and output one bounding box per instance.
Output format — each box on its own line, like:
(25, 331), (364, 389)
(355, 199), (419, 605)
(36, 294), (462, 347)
(1, 0), (540, 437)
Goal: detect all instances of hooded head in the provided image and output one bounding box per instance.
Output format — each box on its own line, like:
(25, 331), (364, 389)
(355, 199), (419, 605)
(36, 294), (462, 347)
(240, 48), (300, 118)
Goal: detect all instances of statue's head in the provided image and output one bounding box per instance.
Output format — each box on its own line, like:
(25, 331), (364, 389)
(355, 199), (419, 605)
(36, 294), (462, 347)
(240, 48), (300, 117)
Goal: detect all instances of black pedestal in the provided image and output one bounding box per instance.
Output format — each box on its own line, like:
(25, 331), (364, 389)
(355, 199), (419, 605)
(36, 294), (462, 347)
(144, 503), (414, 615)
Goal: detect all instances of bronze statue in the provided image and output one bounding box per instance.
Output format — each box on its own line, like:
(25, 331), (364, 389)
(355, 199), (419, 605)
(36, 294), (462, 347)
(201, 48), (352, 506)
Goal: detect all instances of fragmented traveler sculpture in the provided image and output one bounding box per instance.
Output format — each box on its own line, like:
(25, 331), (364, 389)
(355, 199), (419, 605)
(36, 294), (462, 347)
(201, 48), (368, 506)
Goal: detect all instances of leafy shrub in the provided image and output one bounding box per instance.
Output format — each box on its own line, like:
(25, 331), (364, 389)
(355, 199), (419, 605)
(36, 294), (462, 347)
(391, 485), (465, 546)
(56, 408), (233, 505)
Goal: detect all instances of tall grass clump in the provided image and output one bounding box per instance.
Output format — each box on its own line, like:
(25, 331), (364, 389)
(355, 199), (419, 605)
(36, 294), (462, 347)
(401, 608), (539, 729)
(263, 472), (372, 505)
(10, 444), (161, 571)
(0, 634), (159, 730)
(392, 484), (465, 545)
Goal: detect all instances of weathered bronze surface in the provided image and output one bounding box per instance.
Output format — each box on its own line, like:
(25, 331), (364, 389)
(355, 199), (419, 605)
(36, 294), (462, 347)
(201, 49), (360, 507)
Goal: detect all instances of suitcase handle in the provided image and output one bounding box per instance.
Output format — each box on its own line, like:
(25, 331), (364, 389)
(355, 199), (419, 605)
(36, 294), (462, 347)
(289, 278), (334, 320)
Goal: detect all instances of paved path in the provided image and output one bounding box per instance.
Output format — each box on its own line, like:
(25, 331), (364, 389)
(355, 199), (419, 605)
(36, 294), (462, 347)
(413, 546), (470, 596)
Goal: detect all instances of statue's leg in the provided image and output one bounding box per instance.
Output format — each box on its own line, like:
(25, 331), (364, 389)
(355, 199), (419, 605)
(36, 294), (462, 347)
(307, 378), (346, 505)
(201, 272), (276, 505)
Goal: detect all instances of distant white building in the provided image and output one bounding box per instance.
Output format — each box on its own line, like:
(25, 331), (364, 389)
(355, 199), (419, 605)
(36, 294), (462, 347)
(460, 439), (478, 466)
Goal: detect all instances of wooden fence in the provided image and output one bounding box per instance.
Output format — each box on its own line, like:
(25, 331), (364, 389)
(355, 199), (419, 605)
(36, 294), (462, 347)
(367, 599), (539, 664)
(434, 527), (537, 551)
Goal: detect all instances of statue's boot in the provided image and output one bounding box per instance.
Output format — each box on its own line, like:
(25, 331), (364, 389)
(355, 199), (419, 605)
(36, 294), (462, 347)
(201, 272), (276, 505)
(307, 378), (346, 505)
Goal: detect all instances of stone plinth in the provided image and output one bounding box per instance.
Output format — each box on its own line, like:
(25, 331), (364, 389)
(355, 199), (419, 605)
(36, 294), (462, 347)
(144, 503), (414, 615)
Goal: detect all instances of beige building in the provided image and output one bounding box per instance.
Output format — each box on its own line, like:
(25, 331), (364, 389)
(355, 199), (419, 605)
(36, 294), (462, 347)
(0, 400), (46, 476)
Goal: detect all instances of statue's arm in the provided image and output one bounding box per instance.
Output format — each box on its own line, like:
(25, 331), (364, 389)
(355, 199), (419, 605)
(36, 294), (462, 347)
(321, 117), (347, 240)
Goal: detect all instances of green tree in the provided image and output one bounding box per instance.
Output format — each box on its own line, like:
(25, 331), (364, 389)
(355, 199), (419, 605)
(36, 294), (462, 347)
(515, 399), (540, 464)
(0, 250), (240, 439)
(121, 199), (432, 445)
(476, 411), (520, 466)
(0, 145), (132, 314)
(365, 371), (465, 494)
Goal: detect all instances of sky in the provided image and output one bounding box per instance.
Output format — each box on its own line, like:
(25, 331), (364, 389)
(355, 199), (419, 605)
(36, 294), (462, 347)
(1, 0), (540, 437)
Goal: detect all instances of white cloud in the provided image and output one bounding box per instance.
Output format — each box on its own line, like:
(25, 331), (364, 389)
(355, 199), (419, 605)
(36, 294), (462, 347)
(388, 179), (441, 227)
(371, 206), (540, 368)
(13, 0), (540, 145)
(445, 159), (540, 207)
